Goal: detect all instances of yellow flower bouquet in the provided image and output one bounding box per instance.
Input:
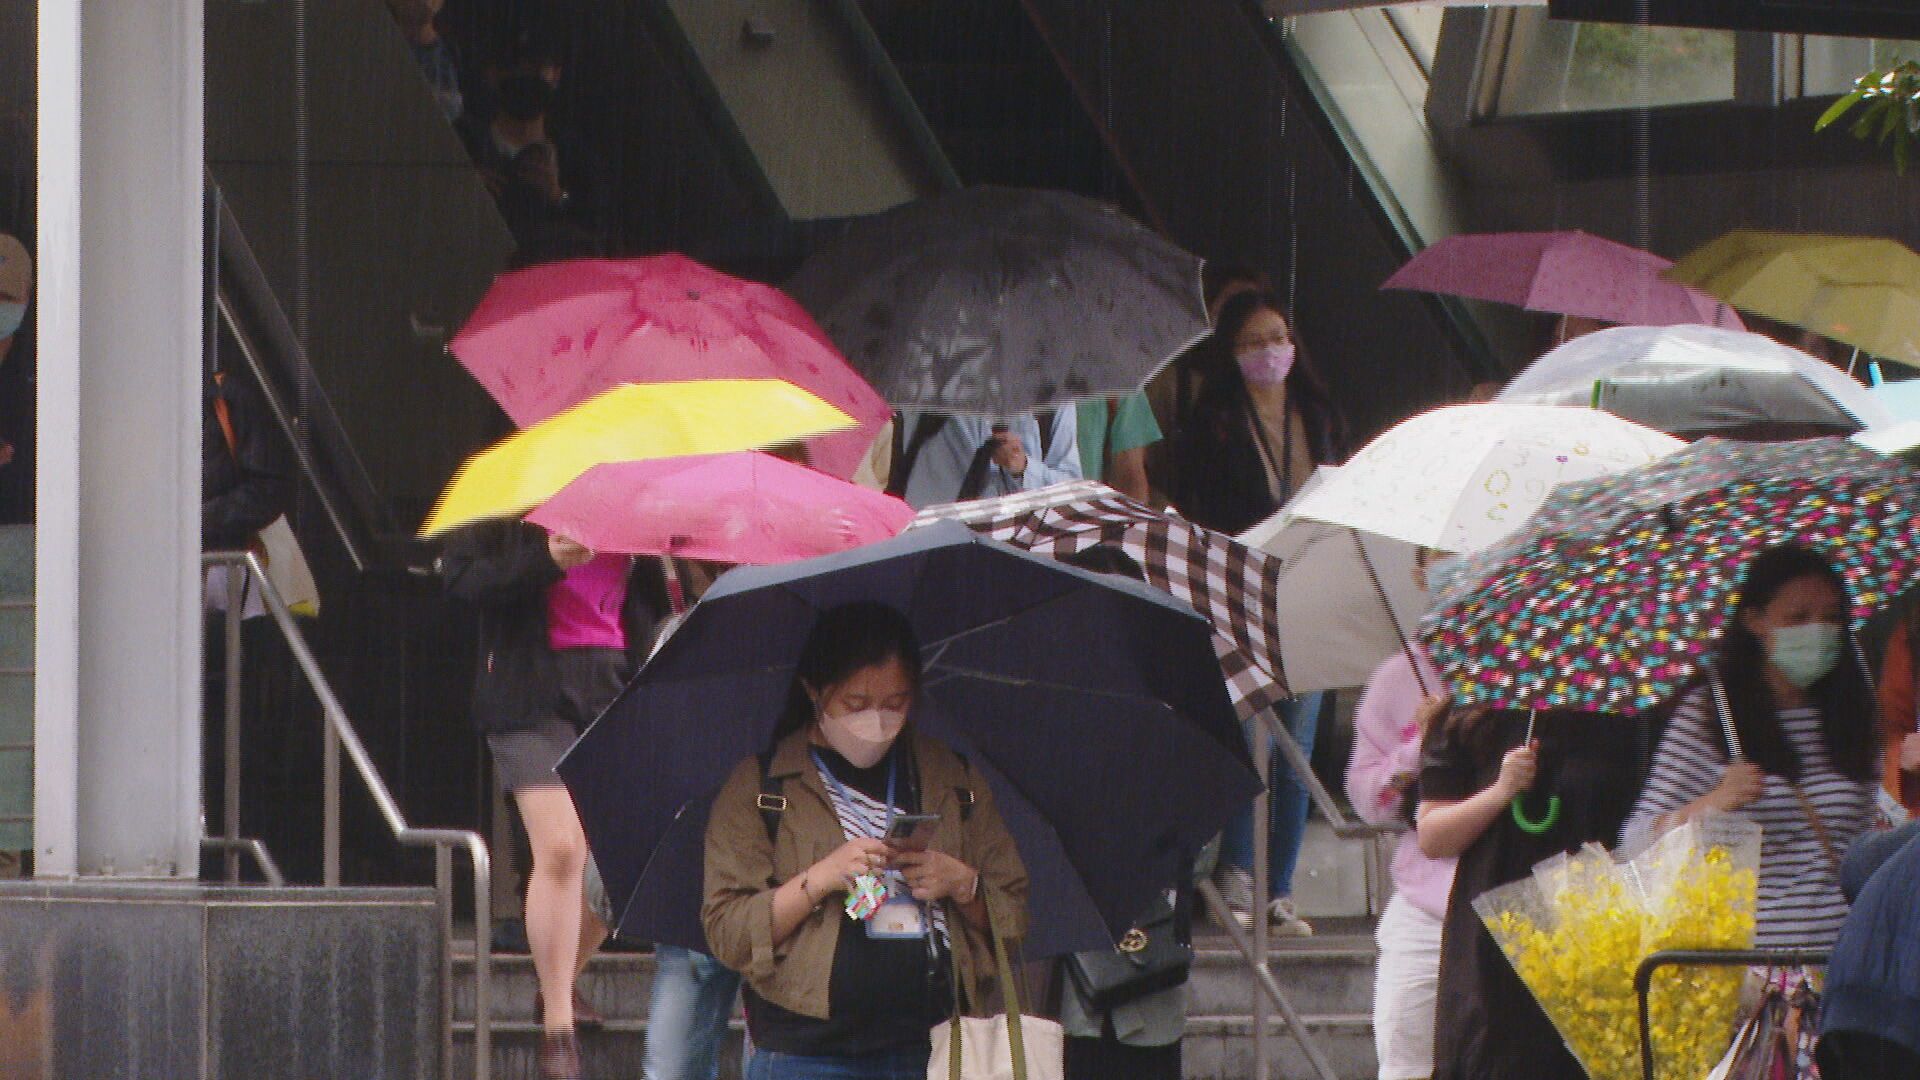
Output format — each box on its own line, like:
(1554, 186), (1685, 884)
(1473, 817), (1761, 1080)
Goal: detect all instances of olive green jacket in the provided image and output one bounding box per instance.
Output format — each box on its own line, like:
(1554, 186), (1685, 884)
(702, 726), (1030, 1021)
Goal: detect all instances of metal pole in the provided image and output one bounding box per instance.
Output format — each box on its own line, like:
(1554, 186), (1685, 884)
(223, 570), (243, 882)
(1252, 716), (1271, 1080)
(436, 845), (454, 1080)
(467, 836), (493, 1080)
(323, 714), (340, 886)
(1197, 881), (1342, 1080)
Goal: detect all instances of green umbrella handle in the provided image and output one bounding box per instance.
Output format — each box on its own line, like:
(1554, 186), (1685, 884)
(1510, 792), (1561, 835)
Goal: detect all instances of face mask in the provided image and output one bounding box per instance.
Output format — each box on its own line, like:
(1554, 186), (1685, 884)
(1768, 623), (1842, 689)
(0, 302), (24, 339)
(819, 706), (907, 769)
(1235, 343), (1295, 386)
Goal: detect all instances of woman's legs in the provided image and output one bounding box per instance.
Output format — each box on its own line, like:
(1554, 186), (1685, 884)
(1371, 893), (1444, 1080)
(516, 782), (591, 1032)
(1266, 691), (1323, 901)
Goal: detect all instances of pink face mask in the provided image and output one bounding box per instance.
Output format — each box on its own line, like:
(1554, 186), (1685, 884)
(1235, 343), (1296, 386)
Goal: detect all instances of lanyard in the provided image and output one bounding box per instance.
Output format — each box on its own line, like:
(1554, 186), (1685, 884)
(811, 748), (898, 839)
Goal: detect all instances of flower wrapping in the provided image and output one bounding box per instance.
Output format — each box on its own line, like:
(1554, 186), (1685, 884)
(1473, 816), (1761, 1080)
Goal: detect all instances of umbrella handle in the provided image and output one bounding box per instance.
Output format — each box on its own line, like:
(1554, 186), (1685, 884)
(1510, 792), (1561, 835)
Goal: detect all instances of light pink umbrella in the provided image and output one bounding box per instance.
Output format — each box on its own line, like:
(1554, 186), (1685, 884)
(453, 255), (891, 481)
(1382, 230), (1743, 330)
(524, 452), (914, 565)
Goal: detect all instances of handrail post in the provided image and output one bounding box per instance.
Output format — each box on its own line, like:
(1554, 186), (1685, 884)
(324, 715), (341, 886)
(223, 567), (244, 882)
(466, 834), (493, 1080)
(1252, 715), (1272, 1080)
(435, 845), (455, 1080)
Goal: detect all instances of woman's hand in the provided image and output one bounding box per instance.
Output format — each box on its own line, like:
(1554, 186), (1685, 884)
(1492, 741), (1539, 800)
(546, 532), (595, 570)
(1706, 760), (1766, 812)
(807, 838), (891, 899)
(891, 849), (978, 904)
(1901, 732), (1920, 774)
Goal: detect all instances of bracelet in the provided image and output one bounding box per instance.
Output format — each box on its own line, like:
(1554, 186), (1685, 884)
(797, 871), (816, 906)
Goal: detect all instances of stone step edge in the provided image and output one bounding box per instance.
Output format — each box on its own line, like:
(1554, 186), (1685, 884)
(452, 943), (1378, 972)
(449, 1014), (1373, 1038)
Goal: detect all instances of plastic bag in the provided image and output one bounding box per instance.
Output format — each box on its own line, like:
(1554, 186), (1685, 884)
(1474, 816), (1761, 1080)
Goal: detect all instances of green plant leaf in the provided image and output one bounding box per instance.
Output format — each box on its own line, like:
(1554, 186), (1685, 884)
(1817, 90), (1866, 132)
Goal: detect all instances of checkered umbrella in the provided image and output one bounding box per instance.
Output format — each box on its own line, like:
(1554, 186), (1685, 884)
(914, 481), (1288, 718)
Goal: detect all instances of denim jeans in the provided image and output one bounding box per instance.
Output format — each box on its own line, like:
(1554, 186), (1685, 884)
(644, 945), (743, 1080)
(744, 1047), (927, 1080)
(1220, 692), (1323, 898)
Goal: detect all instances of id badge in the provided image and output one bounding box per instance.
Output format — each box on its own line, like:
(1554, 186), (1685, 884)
(867, 891), (929, 939)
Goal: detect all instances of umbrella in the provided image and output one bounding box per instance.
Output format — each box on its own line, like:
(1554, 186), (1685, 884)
(418, 379), (856, 538)
(1665, 229), (1920, 367)
(1286, 404), (1686, 555)
(1421, 437), (1920, 715)
(912, 480), (1290, 717)
(451, 255), (891, 480)
(523, 452), (914, 564)
(559, 521), (1258, 956)
(1239, 468), (1431, 695)
(786, 187), (1208, 415)
(1382, 230), (1743, 329)
(1496, 324), (1889, 436)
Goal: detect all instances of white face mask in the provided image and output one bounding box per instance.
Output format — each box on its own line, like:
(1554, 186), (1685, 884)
(819, 706), (908, 768)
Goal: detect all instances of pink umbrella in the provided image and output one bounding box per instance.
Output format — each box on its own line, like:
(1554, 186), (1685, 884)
(523, 452), (914, 565)
(1382, 230), (1743, 330)
(453, 255), (891, 480)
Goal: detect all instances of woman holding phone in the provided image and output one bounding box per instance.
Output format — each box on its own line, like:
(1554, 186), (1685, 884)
(703, 602), (1029, 1080)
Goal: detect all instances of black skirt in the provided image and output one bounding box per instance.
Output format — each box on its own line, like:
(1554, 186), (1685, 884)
(486, 647), (630, 791)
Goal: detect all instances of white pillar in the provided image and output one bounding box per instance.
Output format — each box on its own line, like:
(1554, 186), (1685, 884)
(35, 0), (205, 878)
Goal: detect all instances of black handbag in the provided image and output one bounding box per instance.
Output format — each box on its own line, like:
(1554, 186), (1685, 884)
(1063, 895), (1193, 1012)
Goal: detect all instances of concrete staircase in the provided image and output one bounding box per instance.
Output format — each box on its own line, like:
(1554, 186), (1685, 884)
(450, 922), (1378, 1079)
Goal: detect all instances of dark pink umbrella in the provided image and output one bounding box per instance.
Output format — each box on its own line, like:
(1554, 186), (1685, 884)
(1382, 230), (1743, 330)
(523, 452), (914, 565)
(453, 256), (891, 480)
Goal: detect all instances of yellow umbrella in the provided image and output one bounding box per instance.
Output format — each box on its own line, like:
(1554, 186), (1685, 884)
(420, 378), (855, 537)
(1664, 228), (1920, 366)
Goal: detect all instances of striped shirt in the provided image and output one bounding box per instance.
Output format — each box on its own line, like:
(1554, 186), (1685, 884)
(1620, 689), (1875, 949)
(817, 765), (950, 948)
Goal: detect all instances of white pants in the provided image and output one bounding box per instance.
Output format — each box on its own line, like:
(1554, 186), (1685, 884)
(1372, 892), (1445, 1080)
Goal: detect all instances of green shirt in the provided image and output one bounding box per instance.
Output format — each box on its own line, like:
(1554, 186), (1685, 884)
(1075, 393), (1163, 481)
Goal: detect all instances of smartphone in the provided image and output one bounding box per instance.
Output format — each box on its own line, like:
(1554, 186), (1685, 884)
(884, 813), (941, 852)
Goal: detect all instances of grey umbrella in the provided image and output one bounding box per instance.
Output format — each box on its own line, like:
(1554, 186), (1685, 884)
(786, 187), (1209, 416)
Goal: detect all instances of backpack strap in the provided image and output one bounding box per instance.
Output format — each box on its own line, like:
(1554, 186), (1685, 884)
(755, 748), (787, 846)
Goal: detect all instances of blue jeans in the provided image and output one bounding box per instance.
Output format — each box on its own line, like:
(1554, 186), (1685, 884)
(1220, 692), (1323, 898)
(644, 945), (743, 1080)
(744, 1047), (927, 1080)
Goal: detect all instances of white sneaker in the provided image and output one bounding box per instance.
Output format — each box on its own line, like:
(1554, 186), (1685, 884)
(1211, 865), (1254, 930)
(1267, 897), (1314, 938)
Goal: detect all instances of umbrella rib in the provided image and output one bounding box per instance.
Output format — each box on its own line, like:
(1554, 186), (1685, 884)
(923, 664), (1181, 712)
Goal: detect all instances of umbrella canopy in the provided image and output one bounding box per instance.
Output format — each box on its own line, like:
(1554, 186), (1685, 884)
(418, 379), (856, 538)
(1382, 230), (1743, 329)
(913, 480), (1289, 717)
(1422, 438), (1920, 714)
(559, 521), (1257, 957)
(524, 452), (915, 564)
(1239, 468), (1431, 695)
(786, 187), (1208, 415)
(1665, 229), (1920, 367)
(1496, 324), (1889, 436)
(451, 255), (891, 480)
(1286, 404), (1685, 555)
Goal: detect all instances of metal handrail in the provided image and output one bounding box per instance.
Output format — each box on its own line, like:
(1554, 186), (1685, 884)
(1197, 879), (1342, 1080)
(1634, 948), (1829, 1080)
(203, 551), (491, 1080)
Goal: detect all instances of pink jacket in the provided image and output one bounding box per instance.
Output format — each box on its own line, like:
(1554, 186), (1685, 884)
(1345, 647), (1456, 920)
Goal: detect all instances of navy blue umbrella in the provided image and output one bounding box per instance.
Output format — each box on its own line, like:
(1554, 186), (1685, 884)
(559, 520), (1257, 957)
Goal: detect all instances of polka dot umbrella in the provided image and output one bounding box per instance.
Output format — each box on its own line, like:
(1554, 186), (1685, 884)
(1421, 437), (1920, 715)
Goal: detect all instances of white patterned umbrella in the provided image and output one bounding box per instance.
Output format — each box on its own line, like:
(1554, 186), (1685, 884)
(1286, 404), (1685, 555)
(914, 481), (1288, 718)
